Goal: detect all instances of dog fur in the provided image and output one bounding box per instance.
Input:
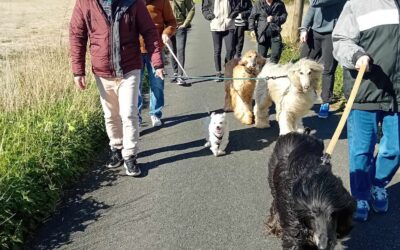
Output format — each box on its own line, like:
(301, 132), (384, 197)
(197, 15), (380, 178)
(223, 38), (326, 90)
(224, 50), (266, 125)
(204, 112), (229, 156)
(267, 132), (355, 250)
(254, 59), (323, 135)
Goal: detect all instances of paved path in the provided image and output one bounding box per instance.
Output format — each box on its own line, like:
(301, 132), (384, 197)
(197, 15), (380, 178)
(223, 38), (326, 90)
(31, 6), (400, 250)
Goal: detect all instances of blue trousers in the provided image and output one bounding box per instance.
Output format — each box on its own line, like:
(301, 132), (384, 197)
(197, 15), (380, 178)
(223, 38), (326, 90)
(347, 110), (400, 200)
(138, 53), (164, 119)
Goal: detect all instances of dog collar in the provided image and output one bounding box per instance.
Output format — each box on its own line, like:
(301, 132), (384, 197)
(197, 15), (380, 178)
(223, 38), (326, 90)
(213, 132), (224, 141)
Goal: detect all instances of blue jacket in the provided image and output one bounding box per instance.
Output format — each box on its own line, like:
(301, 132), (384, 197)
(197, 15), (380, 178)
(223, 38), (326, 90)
(300, 0), (346, 33)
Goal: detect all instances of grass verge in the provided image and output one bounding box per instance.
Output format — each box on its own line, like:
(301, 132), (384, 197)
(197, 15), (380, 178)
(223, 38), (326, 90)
(0, 46), (106, 248)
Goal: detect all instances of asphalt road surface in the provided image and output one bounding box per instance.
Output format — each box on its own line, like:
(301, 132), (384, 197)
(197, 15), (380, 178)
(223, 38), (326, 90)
(30, 7), (400, 250)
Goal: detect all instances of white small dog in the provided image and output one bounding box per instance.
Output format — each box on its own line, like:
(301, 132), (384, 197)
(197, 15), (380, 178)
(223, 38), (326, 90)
(204, 112), (229, 157)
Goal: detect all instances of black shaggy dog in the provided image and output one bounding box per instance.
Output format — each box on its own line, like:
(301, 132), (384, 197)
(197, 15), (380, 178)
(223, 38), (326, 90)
(267, 132), (356, 250)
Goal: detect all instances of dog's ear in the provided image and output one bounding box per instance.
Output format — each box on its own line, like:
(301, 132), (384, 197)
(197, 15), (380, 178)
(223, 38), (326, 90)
(256, 55), (267, 67)
(221, 112), (226, 118)
(211, 112), (215, 117)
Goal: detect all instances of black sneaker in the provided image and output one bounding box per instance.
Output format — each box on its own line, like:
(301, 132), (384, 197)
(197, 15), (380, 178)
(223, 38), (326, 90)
(177, 77), (191, 87)
(124, 155), (141, 177)
(215, 72), (223, 82)
(107, 148), (124, 168)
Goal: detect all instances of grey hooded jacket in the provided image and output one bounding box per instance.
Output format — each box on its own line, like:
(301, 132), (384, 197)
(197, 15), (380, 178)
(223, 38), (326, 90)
(332, 0), (400, 111)
(300, 0), (346, 33)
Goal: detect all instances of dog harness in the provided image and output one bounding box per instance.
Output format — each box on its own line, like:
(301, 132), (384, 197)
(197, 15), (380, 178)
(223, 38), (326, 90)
(213, 132), (224, 146)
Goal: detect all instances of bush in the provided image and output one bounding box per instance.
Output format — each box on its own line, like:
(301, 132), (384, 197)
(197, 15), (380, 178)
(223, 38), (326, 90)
(0, 47), (106, 248)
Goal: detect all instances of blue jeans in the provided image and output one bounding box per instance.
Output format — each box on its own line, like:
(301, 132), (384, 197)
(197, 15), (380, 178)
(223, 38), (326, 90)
(348, 110), (400, 200)
(138, 53), (164, 119)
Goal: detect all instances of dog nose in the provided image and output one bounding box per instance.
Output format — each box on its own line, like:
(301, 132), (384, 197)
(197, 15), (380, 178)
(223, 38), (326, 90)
(314, 234), (328, 250)
(216, 126), (220, 130)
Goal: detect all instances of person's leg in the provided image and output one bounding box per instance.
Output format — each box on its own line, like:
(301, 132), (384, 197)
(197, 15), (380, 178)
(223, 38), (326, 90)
(170, 34), (178, 79)
(257, 41), (268, 58)
(300, 30), (320, 60)
(370, 112), (400, 212)
(148, 52), (165, 121)
(95, 75), (124, 168)
(231, 26), (239, 58)
(374, 112), (400, 184)
(319, 33), (338, 104)
(270, 35), (283, 63)
(117, 69), (141, 176)
(223, 29), (235, 64)
(235, 26), (246, 58)
(176, 27), (188, 77)
(211, 31), (224, 73)
(347, 110), (379, 220)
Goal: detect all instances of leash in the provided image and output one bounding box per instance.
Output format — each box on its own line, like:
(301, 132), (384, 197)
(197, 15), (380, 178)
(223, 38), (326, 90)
(165, 42), (189, 77)
(321, 63), (367, 165)
(171, 75), (288, 81)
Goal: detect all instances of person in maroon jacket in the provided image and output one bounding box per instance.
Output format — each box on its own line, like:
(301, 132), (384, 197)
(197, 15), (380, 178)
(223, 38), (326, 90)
(70, 0), (164, 177)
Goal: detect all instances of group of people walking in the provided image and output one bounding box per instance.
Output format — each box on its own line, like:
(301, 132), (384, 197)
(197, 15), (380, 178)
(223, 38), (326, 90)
(69, 0), (400, 226)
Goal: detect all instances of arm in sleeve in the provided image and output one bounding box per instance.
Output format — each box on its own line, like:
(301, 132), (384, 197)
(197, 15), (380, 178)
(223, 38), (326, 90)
(248, 5), (258, 31)
(311, 0), (346, 7)
(137, 1), (164, 69)
(162, 0), (177, 37)
(69, 0), (88, 76)
(299, 6), (315, 32)
(202, 0), (214, 20)
(272, 2), (287, 26)
(332, 2), (366, 69)
(182, 0), (195, 28)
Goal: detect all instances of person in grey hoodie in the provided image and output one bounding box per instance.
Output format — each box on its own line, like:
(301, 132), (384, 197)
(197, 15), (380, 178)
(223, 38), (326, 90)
(299, 0), (346, 119)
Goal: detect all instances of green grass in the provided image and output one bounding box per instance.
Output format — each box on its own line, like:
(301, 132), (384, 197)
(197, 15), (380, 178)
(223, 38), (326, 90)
(0, 47), (106, 248)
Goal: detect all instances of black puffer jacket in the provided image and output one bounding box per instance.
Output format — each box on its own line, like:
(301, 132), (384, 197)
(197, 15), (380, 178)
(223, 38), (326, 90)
(248, 0), (287, 42)
(201, 0), (240, 21)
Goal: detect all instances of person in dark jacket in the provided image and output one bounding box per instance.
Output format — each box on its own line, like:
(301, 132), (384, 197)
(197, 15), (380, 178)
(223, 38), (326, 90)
(232, 0), (253, 58)
(70, 0), (164, 177)
(202, 0), (239, 82)
(169, 0), (195, 86)
(333, 0), (400, 222)
(248, 0), (287, 63)
(299, 0), (346, 119)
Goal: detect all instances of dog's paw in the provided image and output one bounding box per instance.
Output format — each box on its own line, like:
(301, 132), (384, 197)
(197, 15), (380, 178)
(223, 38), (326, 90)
(217, 150), (226, 156)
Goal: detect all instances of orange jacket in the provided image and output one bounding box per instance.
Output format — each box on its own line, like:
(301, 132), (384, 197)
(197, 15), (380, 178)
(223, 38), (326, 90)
(140, 0), (177, 53)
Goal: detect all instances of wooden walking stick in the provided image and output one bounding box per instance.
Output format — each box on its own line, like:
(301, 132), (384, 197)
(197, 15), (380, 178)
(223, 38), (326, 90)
(321, 63), (367, 164)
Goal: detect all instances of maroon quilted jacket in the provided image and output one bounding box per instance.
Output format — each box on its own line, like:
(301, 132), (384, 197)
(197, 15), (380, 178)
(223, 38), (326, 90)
(69, 0), (163, 78)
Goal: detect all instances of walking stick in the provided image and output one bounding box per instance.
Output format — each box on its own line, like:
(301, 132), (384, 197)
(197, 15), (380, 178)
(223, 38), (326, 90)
(321, 63), (367, 164)
(165, 42), (188, 77)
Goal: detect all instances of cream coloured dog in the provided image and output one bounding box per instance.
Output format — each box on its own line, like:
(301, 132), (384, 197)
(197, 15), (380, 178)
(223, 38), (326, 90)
(204, 112), (229, 156)
(253, 59), (323, 135)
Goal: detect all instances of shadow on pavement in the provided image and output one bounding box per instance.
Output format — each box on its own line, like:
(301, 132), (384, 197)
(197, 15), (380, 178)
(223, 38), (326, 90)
(28, 155), (119, 250)
(140, 111), (211, 136)
(344, 183), (400, 250)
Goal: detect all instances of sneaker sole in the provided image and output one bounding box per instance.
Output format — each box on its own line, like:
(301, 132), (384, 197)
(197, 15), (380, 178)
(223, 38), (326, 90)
(124, 164), (141, 177)
(107, 161), (124, 168)
(318, 115), (328, 119)
(371, 204), (388, 213)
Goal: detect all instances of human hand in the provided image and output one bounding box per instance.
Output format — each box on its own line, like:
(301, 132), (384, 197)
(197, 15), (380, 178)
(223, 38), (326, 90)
(267, 16), (273, 22)
(300, 31), (308, 43)
(162, 34), (169, 44)
(355, 55), (370, 72)
(155, 68), (165, 80)
(74, 76), (86, 90)
(250, 31), (256, 38)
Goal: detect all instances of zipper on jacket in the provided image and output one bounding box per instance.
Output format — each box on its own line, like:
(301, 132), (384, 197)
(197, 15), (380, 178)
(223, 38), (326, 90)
(94, 0), (116, 77)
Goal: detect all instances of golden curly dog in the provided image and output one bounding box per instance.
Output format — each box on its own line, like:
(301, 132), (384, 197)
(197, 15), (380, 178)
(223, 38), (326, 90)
(223, 50), (266, 125)
(253, 59), (323, 135)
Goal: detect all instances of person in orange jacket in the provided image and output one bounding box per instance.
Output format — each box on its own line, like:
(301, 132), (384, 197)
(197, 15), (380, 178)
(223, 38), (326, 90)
(139, 0), (177, 127)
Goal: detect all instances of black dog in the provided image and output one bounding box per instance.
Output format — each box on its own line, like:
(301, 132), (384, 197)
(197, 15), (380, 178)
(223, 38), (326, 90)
(266, 132), (355, 250)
